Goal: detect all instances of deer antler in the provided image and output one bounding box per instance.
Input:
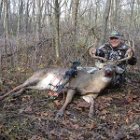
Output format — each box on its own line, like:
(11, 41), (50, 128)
(117, 48), (134, 63)
(92, 55), (107, 62)
(88, 47), (108, 62)
(89, 46), (134, 64)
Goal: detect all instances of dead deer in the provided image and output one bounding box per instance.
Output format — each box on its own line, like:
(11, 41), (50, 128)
(0, 52), (132, 118)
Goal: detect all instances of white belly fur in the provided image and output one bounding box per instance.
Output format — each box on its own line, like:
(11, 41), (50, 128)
(82, 94), (97, 103)
(36, 73), (62, 91)
(102, 77), (112, 83)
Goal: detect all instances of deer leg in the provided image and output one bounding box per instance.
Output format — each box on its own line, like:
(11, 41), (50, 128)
(0, 84), (25, 101)
(82, 93), (97, 118)
(88, 97), (95, 118)
(26, 86), (40, 90)
(55, 89), (75, 119)
(12, 88), (26, 98)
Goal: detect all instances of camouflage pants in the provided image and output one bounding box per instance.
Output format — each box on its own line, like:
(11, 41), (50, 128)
(111, 72), (126, 87)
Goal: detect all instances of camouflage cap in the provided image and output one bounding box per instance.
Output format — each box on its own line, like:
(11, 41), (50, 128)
(109, 31), (122, 39)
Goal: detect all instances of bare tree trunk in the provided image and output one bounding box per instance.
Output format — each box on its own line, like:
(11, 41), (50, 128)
(42, 0), (47, 27)
(3, 0), (10, 72)
(47, 0), (54, 50)
(72, 0), (79, 47)
(17, 0), (23, 35)
(109, 0), (121, 30)
(3, 0), (9, 40)
(100, 0), (111, 45)
(94, 0), (98, 25)
(114, 0), (120, 28)
(0, 0), (4, 20)
(129, 0), (135, 31)
(54, 0), (60, 64)
(3, 0), (9, 62)
(36, 0), (42, 41)
(16, 0), (24, 67)
(0, 52), (2, 80)
(25, 0), (30, 35)
(32, 0), (36, 33)
(47, 0), (52, 29)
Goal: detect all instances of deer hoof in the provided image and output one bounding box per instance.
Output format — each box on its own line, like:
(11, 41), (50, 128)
(55, 111), (64, 120)
(88, 112), (94, 118)
(12, 93), (21, 98)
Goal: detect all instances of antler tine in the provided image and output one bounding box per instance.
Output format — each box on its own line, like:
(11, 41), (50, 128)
(89, 45), (134, 65)
(92, 56), (108, 62)
(88, 46), (107, 62)
(117, 48), (133, 63)
(117, 56), (131, 63)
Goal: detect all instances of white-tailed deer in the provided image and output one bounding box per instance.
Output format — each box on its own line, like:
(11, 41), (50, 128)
(0, 52), (133, 118)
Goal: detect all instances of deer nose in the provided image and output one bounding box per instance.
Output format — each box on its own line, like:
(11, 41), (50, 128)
(104, 67), (113, 77)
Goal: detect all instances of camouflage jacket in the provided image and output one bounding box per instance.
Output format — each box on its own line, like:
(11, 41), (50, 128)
(96, 42), (129, 70)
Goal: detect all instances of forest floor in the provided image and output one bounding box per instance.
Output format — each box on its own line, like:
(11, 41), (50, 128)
(0, 67), (140, 140)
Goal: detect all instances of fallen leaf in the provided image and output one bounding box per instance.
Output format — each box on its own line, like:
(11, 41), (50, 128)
(100, 109), (109, 115)
(24, 106), (32, 113)
(77, 101), (89, 108)
(54, 100), (61, 107)
(71, 124), (80, 129)
(86, 123), (97, 130)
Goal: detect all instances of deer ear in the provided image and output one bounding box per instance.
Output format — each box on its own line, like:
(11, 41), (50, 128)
(115, 66), (125, 74)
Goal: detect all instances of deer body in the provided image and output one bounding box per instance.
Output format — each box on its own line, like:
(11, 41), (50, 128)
(0, 45), (134, 118)
(69, 69), (111, 95)
(0, 64), (114, 118)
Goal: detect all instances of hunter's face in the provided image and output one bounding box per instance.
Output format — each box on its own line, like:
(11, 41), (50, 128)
(109, 37), (121, 47)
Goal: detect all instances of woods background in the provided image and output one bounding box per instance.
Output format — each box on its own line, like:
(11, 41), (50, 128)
(0, 0), (140, 80)
(0, 1), (140, 139)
